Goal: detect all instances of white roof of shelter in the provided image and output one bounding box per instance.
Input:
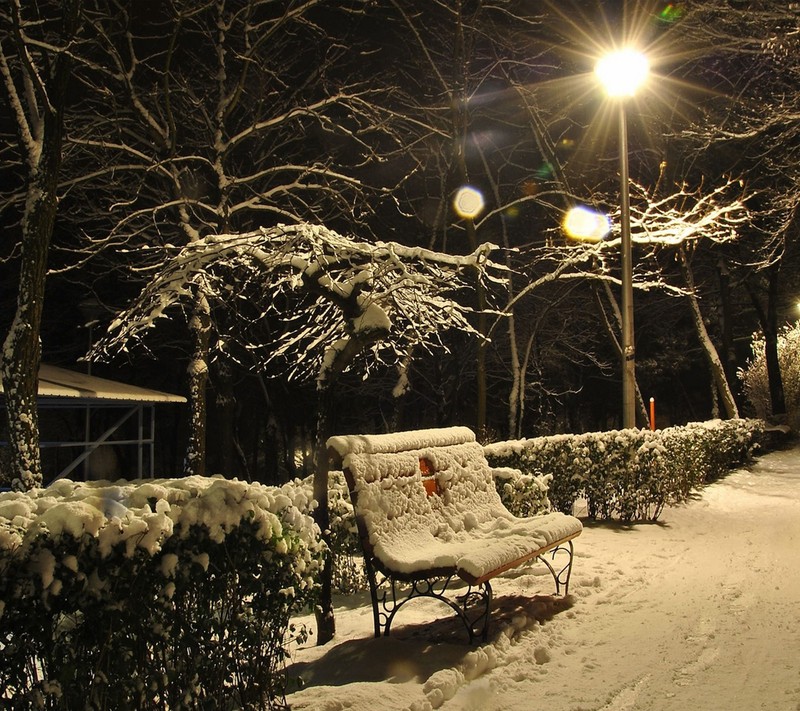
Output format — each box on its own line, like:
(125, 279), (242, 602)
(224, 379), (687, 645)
(1, 363), (186, 404)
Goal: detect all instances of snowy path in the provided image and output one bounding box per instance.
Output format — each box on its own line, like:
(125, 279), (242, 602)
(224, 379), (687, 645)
(286, 447), (800, 711)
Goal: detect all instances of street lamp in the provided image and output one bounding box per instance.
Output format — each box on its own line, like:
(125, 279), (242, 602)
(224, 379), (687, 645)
(595, 49), (649, 429)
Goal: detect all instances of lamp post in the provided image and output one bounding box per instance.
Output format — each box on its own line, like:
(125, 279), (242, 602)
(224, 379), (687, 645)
(453, 186), (487, 433)
(595, 49), (649, 429)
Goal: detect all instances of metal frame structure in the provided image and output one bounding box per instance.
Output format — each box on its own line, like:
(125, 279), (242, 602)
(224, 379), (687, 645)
(366, 563), (494, 643)
(1, 364), (185, 482)
(37, 400), (158, 480)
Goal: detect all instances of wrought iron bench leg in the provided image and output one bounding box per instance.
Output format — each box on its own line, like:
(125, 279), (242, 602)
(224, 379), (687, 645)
(365, 558), (493, 643)
(538, 539), (575, 595)
(364, 555), (384, 639)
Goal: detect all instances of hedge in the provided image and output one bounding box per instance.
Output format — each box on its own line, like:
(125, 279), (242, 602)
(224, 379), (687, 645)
(1, 417), (763, 709)
(0, 476), (325, 710)
(484, 419), (764, 521)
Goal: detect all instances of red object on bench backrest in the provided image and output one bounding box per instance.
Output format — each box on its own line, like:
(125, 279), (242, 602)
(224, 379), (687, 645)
(419, 457), (439, 496)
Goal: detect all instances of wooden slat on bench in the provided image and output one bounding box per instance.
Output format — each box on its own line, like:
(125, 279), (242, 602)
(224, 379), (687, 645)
(458, 531), (581, 586)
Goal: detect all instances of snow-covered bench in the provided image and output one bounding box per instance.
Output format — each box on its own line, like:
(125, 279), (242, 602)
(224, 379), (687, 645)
(326, 426), (582, 643)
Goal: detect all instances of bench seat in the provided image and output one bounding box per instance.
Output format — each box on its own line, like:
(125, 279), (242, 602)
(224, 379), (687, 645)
(368, 510), (581, 585)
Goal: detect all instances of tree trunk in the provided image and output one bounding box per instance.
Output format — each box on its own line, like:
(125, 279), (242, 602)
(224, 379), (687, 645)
(184, 291), (211, 476)
(214, 360), (236, 476)
(451, 9), (488, 436)
(1, 175), (56, 489)
(679, 248), (739, 419)
(744, 264), (787, 420)
(1, 0), (80, 489)
(311, 335), (380, 645)
(763, 265), (787, 418)
(716, 260), (740, 403)
(465, 217), (488, 437)
(312, 384), (336, 645)
(506, 311), (523, 439)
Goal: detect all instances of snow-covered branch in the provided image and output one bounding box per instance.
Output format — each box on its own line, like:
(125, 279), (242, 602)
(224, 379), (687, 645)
(93, 223), (508, 386)
(610, 179), (752, 248)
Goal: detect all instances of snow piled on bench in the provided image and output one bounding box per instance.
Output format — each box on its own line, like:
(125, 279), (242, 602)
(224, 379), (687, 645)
(333, 430), (581, 582)
(328, 426), (476, 457)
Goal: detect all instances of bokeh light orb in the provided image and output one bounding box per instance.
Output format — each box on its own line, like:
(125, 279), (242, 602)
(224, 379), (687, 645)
(563, 206), (611, 243)
(453, 186), (485, 219)
(595, 49), (649, 98)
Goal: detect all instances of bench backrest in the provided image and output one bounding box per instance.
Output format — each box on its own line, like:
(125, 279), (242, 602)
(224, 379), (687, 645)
(327, 427), (515, 562)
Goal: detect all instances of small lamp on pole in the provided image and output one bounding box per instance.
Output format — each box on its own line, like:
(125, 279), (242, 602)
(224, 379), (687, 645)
(595, 49), (649, 429)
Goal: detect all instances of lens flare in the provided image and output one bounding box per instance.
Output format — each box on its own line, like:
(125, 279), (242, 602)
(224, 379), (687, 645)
(453, 186), (485, 219)
(563, 206), (611, 243)
(534, 161), (555, 180)
(657, 3), (684, 23)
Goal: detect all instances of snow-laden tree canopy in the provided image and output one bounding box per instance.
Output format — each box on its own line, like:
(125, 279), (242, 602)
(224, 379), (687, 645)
(509, 177), (752, 309)
(93, 223), (509, 387)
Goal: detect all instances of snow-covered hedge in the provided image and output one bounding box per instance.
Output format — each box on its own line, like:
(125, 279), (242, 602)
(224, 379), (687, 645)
(484, 419), (764, 521)
(491, 467), (552, 517)
(0, 476), (325, 710)
(320, 471), (367, 594)
(739, 322), (800, 432)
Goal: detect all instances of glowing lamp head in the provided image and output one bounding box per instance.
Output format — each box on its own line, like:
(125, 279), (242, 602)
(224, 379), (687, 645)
(595, 49), (649, 98)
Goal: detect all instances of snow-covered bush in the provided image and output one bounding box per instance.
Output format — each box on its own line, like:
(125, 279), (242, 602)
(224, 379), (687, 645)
(739, 323), (800, 432)
(485, 419), (764, 521)
(315, 471), (367, 594)
(491, 467), (552, 517)
(0, 476), (325, 710)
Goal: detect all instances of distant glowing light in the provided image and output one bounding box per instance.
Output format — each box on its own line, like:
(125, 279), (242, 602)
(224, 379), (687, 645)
(595, 50), (649, 98)
(453, 186), (485, 219)
(563, 206), (611, 243)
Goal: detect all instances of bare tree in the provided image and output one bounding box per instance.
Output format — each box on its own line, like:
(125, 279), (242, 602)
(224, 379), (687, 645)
(91, 222), (507, 643)
(491, 175), (752, 431)
(56, 0), (411, 476)
(618, 178), (750, 420)
(375, 1), (557, 437)
(675, 1), (800, 420)
(376, 2), (753, 435)
(0, 0), (83, 489)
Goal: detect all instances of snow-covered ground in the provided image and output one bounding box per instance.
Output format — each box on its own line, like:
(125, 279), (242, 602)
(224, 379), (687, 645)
(286, 445), (800, 711)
